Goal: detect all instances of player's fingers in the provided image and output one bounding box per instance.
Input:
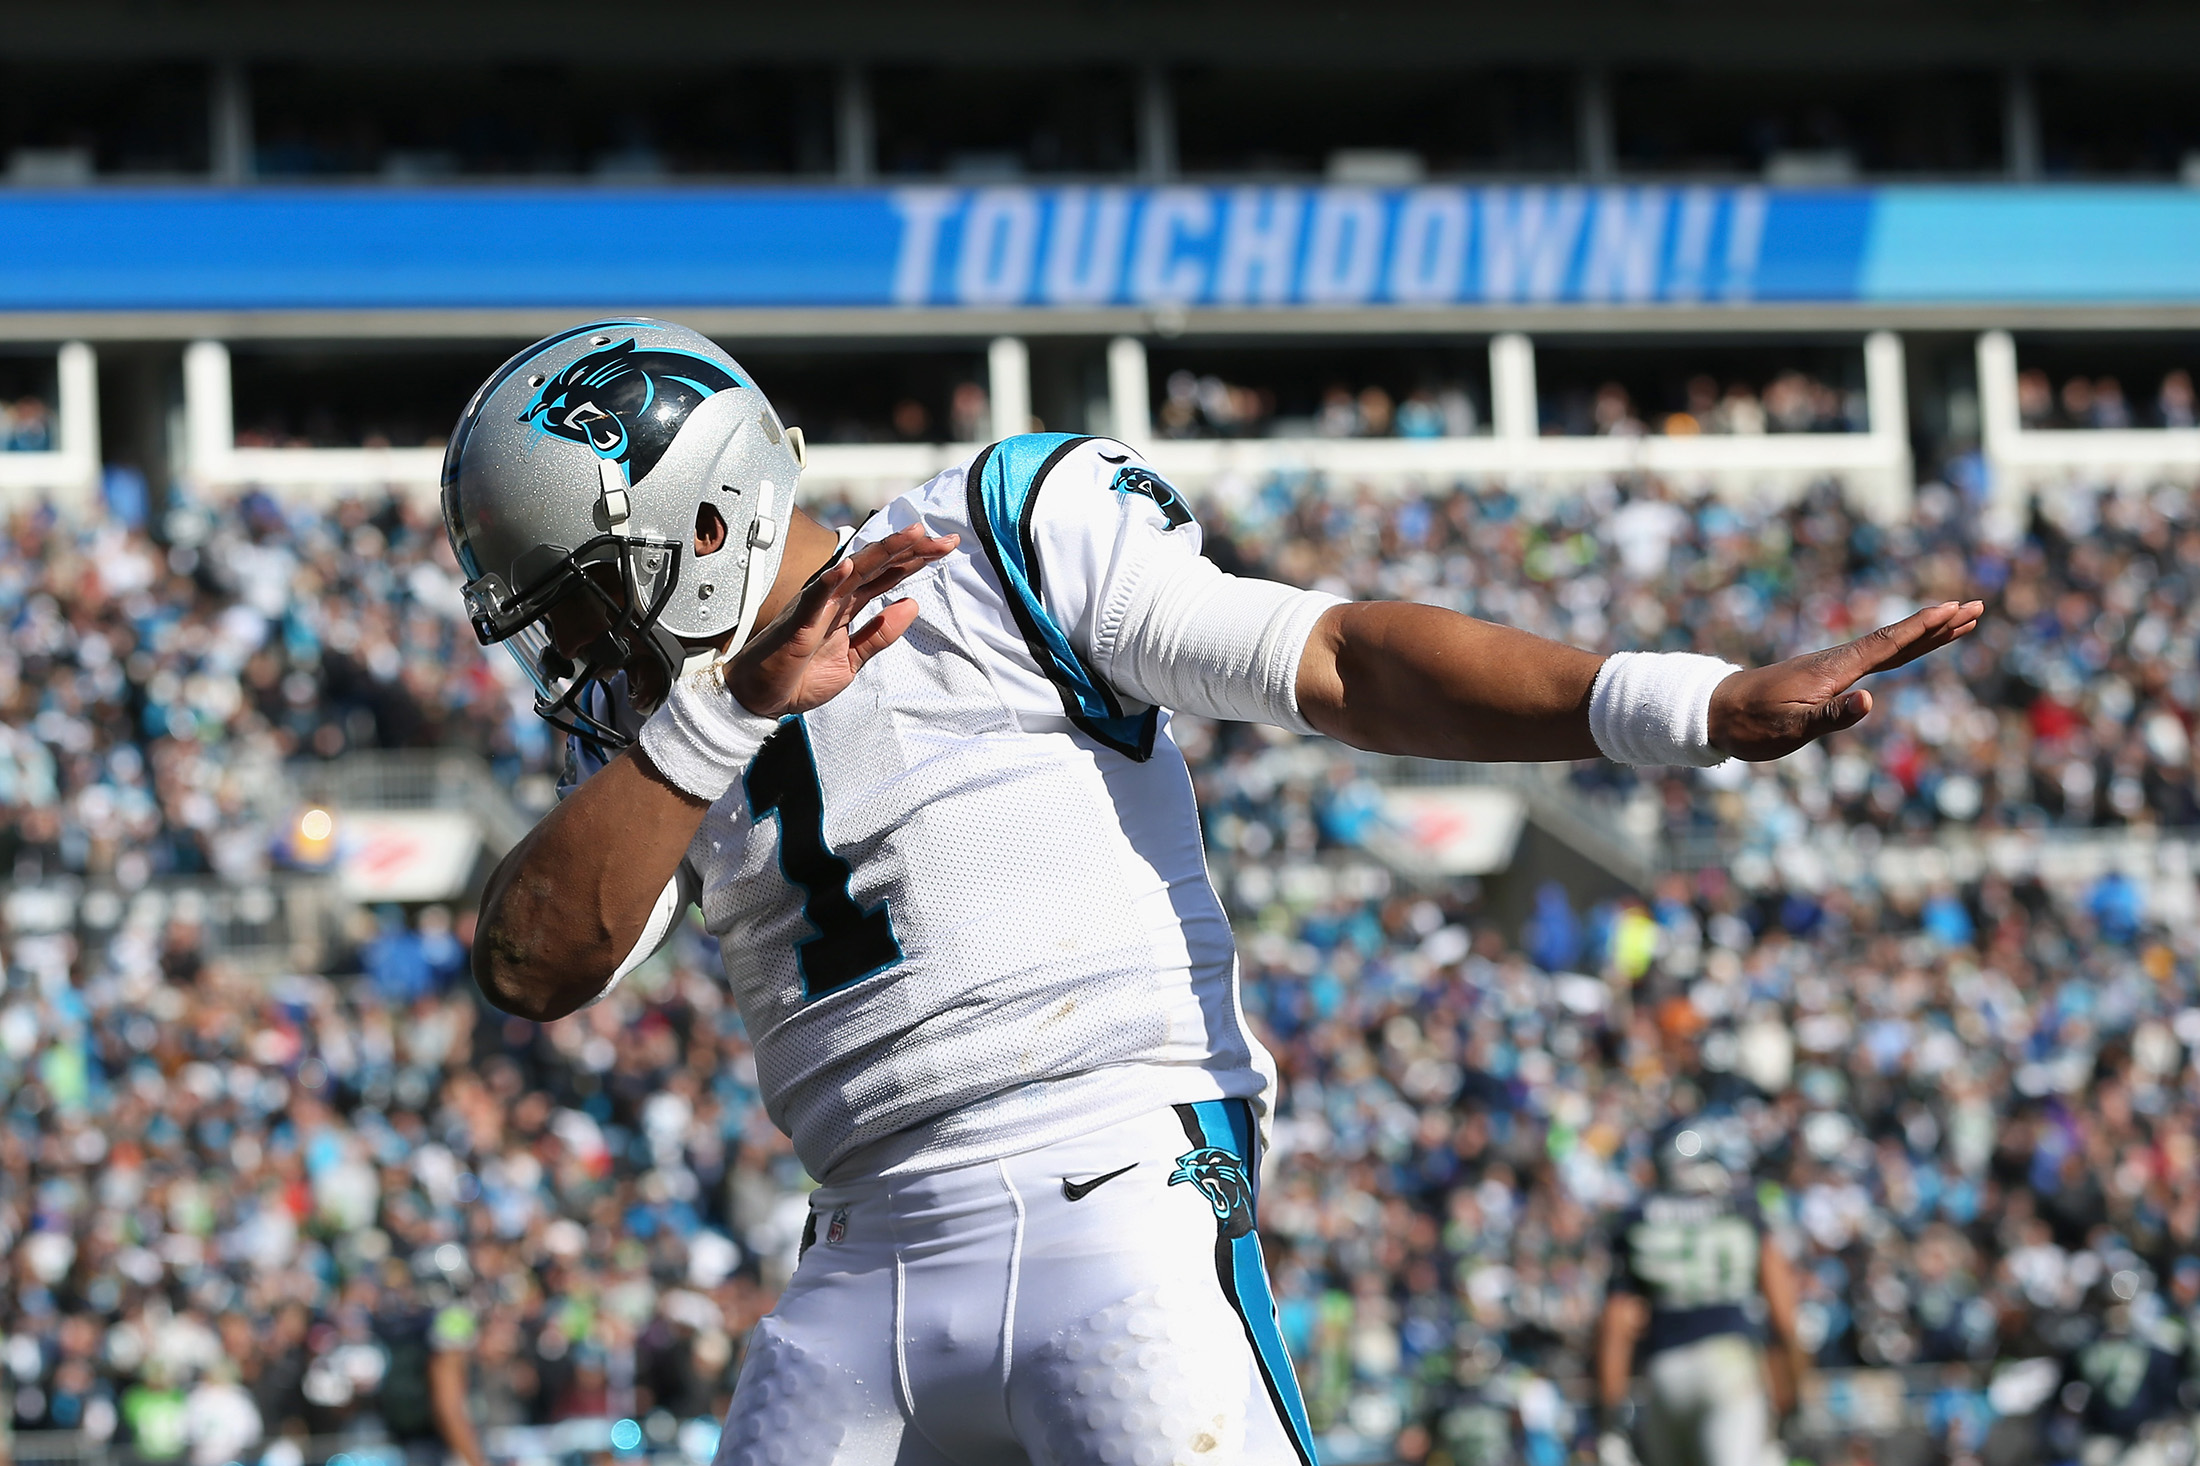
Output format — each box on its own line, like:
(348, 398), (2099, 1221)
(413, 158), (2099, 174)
(830, 541), (958, 622)
(840, 570), (927, 622)
(846, 600), (921, 668)
(815, 564), (926, 633)
(843, 531), (957, 595)
(842, 523), (955, 578)
(769, 528), (958, 648)
(839, 523), (926, 571)
(810, 535), (951, 622)
(787, 558), (860, 629)
(1799, 687), (1872, 743)
(1824, 601), (1980, 683)
(1871, 601), (1983, 672)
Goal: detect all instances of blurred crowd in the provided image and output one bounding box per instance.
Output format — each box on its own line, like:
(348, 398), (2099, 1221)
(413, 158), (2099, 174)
(1198, 472), (2200, 853)
(0, 491), (548, 894)
(1548, 372), (1865, 438)
(1209, 846), (2200, 1464)
(2017, 369), (2199, 432)
(2, 396), (54, 453)
(1148, 366), (1868, 442)
(231, 420), (445, 454)
(0, 910), (779, 1466)
(769, 383), (990, 446)
(4, 464), (2200, 1466)
(1156, 370), (1483, 440)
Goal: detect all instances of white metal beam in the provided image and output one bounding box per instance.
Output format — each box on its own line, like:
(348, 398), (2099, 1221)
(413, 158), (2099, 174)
(987, 335), (1030, 442)
(1489, 333), (1538, 444)
(183, 339), (236, 486)
(1107, 336), (1151, 448)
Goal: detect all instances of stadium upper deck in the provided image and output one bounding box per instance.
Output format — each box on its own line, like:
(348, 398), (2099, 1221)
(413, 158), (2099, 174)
(2, 1), (2198, 516)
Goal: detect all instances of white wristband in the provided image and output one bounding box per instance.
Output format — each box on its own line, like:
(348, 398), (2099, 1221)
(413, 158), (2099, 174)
(637, 663), (781, 802)
(1589, 651), (1742, 767)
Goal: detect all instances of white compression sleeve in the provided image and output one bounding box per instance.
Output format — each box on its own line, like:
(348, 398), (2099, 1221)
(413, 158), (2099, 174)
(582, 864), (697, 1008)
(637, 660), (781, 802)
(1588, 650), (1743, 767)
(1097, 552), (1345, 735)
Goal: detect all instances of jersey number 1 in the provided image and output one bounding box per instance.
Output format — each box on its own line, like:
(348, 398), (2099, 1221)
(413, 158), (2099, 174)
(745, 718), (902, 999)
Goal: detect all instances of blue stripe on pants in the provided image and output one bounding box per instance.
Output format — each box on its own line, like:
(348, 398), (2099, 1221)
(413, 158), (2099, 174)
(1183, 1099), (1320, 1466)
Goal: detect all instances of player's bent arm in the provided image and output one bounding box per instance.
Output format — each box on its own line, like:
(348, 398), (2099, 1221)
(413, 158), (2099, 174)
(474, 748), (710, 1023)
(476, 522), (958, 1022)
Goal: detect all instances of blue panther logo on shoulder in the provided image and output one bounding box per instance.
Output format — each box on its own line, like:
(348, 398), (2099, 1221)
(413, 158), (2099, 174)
(1110, 465), (1193, 530)
(1170, 1145), (1255, 1238)
(520, 338), (743, 483)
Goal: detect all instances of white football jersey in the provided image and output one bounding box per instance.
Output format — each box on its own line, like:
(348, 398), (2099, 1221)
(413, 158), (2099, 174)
(665, 435), (1274, 1183)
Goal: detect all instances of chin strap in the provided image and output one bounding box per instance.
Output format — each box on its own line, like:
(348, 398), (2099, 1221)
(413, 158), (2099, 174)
(684, 521), (857, 677)
(599, 458), (632, 527)
(724, 477), (794, 657)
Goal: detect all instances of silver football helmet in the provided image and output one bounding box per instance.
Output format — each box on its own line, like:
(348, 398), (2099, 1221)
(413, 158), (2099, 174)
(441, 319), (805, 747)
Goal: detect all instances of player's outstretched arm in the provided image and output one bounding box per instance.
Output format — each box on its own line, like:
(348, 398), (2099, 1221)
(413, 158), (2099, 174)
(473, 524), (955, 1022)
(1293, 598), (1982, 764)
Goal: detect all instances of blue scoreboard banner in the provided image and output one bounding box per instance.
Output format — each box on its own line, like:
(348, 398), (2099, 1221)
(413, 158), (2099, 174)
(0, 184), (2196, 312)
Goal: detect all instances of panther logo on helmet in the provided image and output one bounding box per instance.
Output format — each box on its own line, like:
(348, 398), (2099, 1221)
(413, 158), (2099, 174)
(444, 318), (799, 751)
(1169, 1146), (1255, 1239)
(519, 337), (744, 483)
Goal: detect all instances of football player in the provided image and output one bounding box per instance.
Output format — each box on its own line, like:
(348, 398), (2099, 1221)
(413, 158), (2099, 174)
(2059, 1264), (2193, 1466)
(442, 319), (1978, 1465)
(1595, 1121), (1807, 1466)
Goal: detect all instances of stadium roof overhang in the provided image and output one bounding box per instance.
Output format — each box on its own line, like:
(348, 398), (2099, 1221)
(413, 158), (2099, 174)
(4, 0), (2198, 68)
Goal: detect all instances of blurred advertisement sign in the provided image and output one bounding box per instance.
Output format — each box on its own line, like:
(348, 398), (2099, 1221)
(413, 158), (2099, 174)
(335, 810), (480, 903)
(1368, 786), (1527, 876)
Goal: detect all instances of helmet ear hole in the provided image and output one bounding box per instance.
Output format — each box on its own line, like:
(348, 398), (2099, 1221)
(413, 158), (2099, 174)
(694, 501), (729, 557)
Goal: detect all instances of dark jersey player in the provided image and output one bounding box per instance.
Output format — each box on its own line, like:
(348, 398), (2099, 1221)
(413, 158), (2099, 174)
(1596, 1122), (1807, 1466)
(2061, 1265), (2193, 1466)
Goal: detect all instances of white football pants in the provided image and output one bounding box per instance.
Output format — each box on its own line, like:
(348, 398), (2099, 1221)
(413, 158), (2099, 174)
(1637, 1335), (1774, 1466)
(714, 1101), (1317, 1466)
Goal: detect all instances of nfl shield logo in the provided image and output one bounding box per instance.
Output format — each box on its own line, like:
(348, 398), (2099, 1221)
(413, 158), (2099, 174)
(826, 1206), (849, 1245)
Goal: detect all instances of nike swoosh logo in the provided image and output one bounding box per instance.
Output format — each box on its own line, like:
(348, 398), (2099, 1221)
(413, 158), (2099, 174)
(1062, 1163), (1138, 1201)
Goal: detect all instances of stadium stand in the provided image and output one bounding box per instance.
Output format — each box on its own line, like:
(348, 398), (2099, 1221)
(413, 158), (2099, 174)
(8, 5), (2200, 1466)
(5, 468), (2200, 1465)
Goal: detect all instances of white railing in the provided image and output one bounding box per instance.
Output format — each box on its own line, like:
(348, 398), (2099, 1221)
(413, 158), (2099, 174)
(177, 332), (1913, 519)
(804, 329), (1915, 519)
(183, 340), (447, 499)
(1978, 328), (2200, 529)
(0, 342), (101, 512)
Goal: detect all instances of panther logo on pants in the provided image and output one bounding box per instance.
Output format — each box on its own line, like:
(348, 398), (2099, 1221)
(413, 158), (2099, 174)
(1169, 1146), (1254, 1239)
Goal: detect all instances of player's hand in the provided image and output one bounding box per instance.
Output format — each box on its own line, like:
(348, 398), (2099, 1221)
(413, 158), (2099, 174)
(1708, 599), (1983, 762)
(725, 523), (959, 718)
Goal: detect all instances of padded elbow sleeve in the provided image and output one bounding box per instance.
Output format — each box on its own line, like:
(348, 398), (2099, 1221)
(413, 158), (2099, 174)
(1099, 554), (1345, 734)
(584, 864), (696, 1008)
